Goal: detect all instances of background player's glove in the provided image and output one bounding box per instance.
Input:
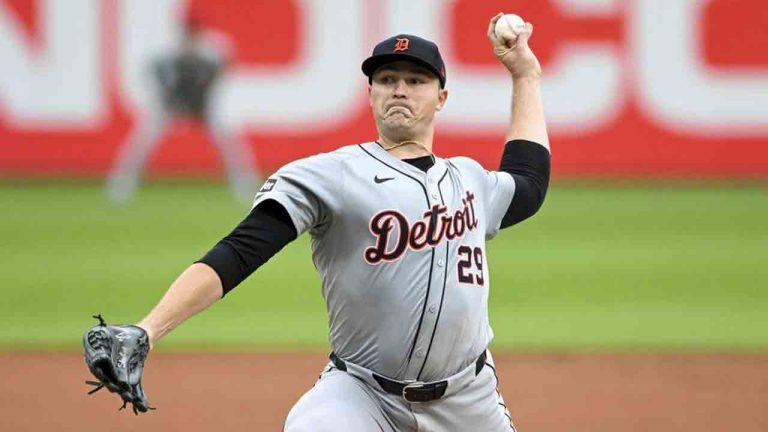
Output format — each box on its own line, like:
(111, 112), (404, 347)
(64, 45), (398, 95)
(83, 314), (154, 414)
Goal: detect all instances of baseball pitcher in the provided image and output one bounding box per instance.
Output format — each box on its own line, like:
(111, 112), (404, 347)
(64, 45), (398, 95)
(84, 14), (550, 431)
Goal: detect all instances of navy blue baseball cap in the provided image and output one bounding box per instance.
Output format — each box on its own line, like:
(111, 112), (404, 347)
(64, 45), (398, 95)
(362, 34), (446, 88)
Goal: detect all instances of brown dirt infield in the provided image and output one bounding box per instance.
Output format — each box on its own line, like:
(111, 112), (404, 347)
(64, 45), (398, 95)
(1, 352), (766, 431)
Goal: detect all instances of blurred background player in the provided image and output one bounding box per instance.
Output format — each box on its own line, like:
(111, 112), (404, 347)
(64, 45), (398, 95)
(106, 14), (259, 203)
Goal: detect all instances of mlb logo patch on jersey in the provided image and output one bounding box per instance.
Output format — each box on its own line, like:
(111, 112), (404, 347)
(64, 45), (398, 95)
(259, 178), (278, 193)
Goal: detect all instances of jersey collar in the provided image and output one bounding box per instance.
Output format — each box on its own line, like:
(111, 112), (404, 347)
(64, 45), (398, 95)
(363, 141), (447, 182)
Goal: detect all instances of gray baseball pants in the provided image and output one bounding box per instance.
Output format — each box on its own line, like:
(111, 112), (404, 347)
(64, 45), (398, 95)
(284, 351), (517, 432)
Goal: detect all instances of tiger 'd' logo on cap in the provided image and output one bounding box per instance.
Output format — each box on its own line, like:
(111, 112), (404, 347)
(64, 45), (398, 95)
(393, 38), (410, 52)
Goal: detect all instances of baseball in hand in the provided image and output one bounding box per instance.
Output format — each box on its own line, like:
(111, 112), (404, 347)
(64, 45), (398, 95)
(494, 14), (526, 43)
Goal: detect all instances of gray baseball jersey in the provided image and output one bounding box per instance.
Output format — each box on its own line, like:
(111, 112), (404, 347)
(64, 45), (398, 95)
(254, 141), (515, 380)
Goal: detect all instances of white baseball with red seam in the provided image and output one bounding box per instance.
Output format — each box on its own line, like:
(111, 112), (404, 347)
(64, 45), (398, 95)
(494, 14), (526, 43)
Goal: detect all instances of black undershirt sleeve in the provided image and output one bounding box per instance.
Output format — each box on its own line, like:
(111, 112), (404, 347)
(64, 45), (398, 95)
(197, 199), (297, 297)
(499, 139), (551, 229)
(197, 157), (436, 298)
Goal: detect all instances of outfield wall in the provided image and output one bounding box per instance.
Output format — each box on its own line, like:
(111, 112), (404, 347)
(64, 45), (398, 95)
(0, 0), (766, 178)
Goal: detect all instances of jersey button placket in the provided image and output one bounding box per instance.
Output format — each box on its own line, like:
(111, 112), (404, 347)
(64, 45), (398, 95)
(426, 174), (440, 203)
(406, 168), (447, 378)
(406, 251), (443, 377)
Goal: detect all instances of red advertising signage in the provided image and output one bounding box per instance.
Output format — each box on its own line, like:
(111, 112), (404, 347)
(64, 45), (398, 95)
(0, 0), (766, 178)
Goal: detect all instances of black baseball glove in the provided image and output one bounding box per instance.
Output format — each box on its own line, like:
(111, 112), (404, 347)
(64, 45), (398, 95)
(83, 314), (155, 414)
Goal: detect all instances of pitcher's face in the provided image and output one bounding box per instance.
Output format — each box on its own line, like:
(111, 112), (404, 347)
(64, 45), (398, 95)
(369, 61), (447, 136)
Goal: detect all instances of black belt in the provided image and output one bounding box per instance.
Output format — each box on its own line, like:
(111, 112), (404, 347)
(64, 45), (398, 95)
(329, 351), (487, 403)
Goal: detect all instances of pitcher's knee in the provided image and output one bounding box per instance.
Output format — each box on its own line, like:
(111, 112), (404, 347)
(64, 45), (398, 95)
(283, 410), (325, 432)
(285, 404), (383, 432)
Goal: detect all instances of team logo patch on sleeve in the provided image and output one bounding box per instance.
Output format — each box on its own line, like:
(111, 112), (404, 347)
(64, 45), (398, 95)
(259, 178), (278, 193)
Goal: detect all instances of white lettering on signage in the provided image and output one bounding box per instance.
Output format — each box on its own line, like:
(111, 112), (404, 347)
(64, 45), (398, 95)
(0, 0), (103, 127)
(212, 0), (364, 131)
(554, 0), (619, 16)
(0, 0), (765, 136)
(634, 0), (768, 135)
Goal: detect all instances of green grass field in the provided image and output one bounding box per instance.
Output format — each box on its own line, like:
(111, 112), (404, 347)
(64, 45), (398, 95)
(1, 181), (766, 351)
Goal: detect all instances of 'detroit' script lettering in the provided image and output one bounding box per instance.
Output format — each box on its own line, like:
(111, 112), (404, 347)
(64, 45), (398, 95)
(364, 191), (478, 264)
